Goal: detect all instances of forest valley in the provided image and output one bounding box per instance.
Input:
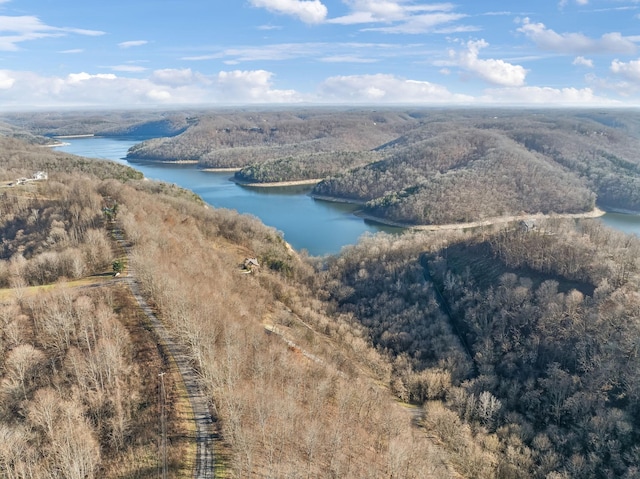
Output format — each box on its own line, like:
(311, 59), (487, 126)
(1, 109), (640, 478)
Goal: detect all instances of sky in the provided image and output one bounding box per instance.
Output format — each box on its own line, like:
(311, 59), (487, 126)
(2, 0), (640, 109)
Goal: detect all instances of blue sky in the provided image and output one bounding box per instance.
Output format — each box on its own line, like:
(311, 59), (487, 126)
(2, 0), (640, 109)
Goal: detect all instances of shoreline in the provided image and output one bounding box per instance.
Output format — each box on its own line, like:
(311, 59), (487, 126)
(53, 134), (96, 139)
(41, 141), (70, 148)
(232, 178), (322, 188)
(200, 167), (242, 172)
(599, 206), (640, 216)
(128, 158), (199, 165)
(354, 207), (607, 231)
(309, 193), (368, 206)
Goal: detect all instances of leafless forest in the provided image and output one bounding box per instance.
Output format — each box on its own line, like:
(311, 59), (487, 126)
(2, 109), (640, 478)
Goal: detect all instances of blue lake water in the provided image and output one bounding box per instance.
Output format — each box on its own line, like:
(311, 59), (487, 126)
(55, 136), (401, 256)
(55, 136), (640, 255)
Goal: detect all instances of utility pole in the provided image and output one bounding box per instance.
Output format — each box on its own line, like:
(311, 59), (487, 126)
(159, 371), (168, 479)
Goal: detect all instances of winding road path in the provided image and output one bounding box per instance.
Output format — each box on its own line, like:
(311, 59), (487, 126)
(115, 230), (216, 478)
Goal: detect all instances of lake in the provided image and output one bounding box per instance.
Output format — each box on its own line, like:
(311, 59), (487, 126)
(55, 136), (640, 255)
(55, 136), (402, 256)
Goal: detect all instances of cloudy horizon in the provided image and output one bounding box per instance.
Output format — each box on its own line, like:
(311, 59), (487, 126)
(1, 0), (640, 110)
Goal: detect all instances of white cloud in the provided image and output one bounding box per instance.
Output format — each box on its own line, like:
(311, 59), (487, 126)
(452, 40), (527, 87)
(217, 69), (301, 102)
(611, 59), (640, 82)
(151, 68), (196, 86)
(319, 55), (376, 63)
(59, 49), (83, 54)
(109, 65), (148, 72)
(318, 73), (473, 103)
(481, 86), (619, 106)
(67, 72), (117, 83)
(331, 1), (457, 24)
(182, 41), (421, 65)
(118, 40), (148, 49)
(0, 70), (14, 89)
(364, 13), (467, 34)
(249, 0), (328, 24)
(184, 43), (325, 62)
(0, 66), (631, 110)
(0, 15), (103, 51)
(586, 73), (638, 97)
(573, 56), (594, 67)
(146, 89), (172, 102)
(329, 1), (467, 34)
(517, 17), (636, 55)
(0, 67), (309, 109)
(559, 0), (589, 7)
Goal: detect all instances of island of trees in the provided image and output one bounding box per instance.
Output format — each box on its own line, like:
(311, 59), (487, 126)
(2, 109), (640, 478)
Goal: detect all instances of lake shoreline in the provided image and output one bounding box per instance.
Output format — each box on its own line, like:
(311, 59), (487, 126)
(127, 158), (200, 165)
(309, 193), (368, 206)
(232, 178), (322, 188)
(599, 206), (640, 216)
(354, 207), (607, 231)
(201, 167), (242, 172)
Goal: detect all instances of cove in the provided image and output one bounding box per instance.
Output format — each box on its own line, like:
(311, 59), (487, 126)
(55, 136), (640, 255)
(55, 136), (402, 256)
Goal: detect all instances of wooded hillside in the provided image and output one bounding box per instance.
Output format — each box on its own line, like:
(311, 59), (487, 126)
(314, 110), (640, 224)
(318, 219), (640, 478)
(125, 109), (414, 167)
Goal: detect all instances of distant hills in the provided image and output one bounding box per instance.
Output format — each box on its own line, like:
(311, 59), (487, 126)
(5, 108), (640, 225)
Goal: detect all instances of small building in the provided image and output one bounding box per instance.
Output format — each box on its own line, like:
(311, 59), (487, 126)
(33, 171), (48, 181)
(243, 258), (260, 272)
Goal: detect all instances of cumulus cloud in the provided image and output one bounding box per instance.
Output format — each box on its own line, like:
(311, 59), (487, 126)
(611, 59), (640, 82)
(0, 68), (308, 110)
(118, 40), (148, 48)
(0, 66), (630, 110)
(451, 40), (527, 86)
(249, 0), (328, 24)
(318, 73), (473, 103)
(0, 15), (104, 51)
(329, 1), (467, 34)
(517, 17), (636, 55)
(573, 56), (594, 67)
(217, 69), (301, 102)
